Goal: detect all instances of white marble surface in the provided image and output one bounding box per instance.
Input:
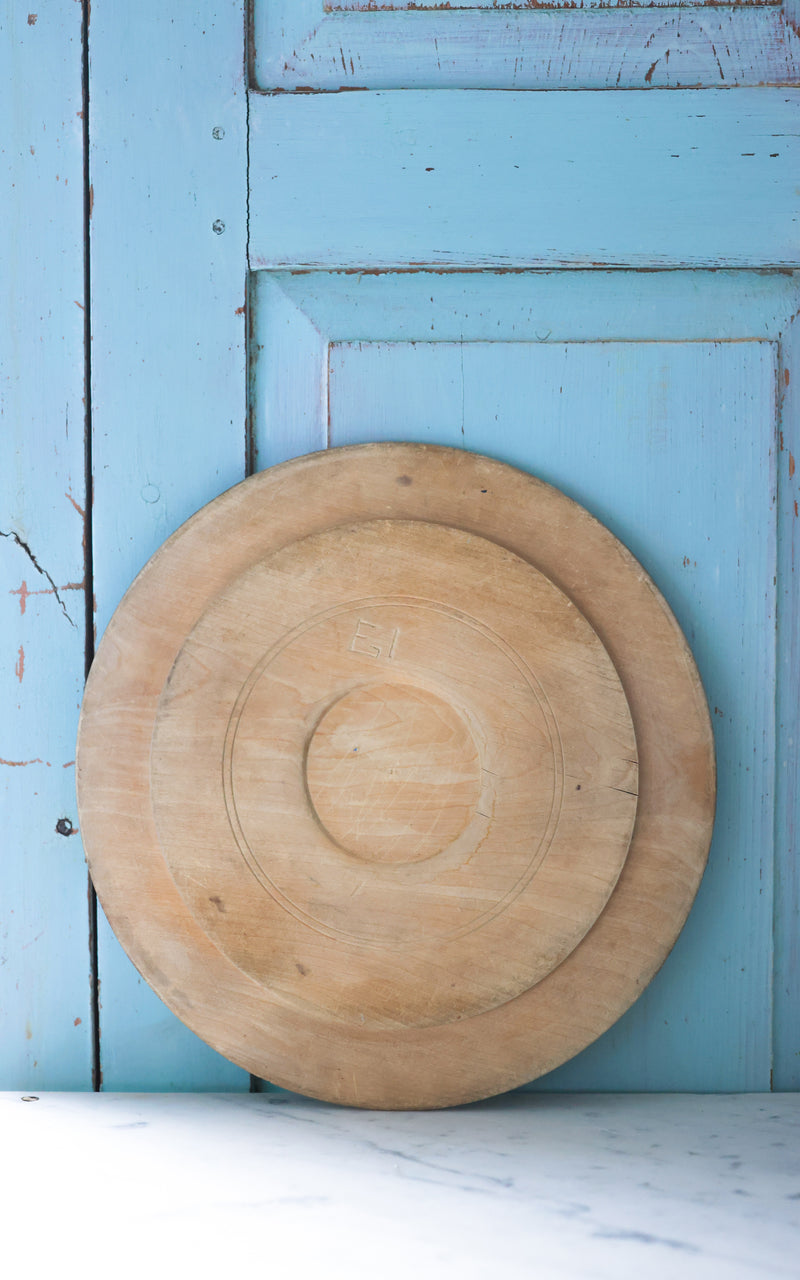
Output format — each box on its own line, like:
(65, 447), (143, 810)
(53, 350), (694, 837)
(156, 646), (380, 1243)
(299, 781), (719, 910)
(3, 1091), (798, 1278)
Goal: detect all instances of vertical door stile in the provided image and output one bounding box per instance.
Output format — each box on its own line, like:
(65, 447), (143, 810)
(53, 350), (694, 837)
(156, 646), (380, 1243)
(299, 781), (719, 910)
(88, 1), (251, 1089)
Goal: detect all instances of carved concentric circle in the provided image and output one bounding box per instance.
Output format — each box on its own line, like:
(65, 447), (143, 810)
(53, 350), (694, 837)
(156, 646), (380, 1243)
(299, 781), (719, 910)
(77, 444), (715, 1108)
(305, 680), (482, 864)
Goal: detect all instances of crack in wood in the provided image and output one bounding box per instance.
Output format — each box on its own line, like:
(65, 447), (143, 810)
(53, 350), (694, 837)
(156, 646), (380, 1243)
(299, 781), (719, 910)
(1, 529), (77, 627)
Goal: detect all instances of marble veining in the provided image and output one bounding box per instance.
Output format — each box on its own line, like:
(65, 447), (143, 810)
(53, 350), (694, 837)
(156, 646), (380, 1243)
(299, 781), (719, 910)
(3, 1092), (798, 1278)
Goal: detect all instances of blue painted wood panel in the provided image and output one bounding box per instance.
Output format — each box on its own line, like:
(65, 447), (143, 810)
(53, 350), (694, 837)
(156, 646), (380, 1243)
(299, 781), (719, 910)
(249, 90), (800, 270)
(253, 1), (800, 89)
(0, 0), (93, 1089)
(250, 269), (800, 1089)
(89, 0), (250, 1089)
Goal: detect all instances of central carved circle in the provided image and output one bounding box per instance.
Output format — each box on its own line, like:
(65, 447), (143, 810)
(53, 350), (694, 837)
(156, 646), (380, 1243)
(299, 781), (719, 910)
(305, 681), (482, 864)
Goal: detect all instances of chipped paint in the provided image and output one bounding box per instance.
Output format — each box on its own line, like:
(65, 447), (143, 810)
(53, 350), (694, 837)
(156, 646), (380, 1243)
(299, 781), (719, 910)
(65, 490), (85, 518)
(9, 578), (84, 617)
(14, 646), (24, 683)
(9, 579), (29, 614)
(254, 2), (799, 91)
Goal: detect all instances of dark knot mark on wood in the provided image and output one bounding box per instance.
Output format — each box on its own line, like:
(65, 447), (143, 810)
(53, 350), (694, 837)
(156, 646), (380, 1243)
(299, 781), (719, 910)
(396, 475), (413, 486)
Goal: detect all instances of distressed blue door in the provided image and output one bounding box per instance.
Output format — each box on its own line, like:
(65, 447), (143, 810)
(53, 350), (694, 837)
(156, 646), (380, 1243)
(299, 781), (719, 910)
(88, 2), (800, 1092)
(4, 1), (798, 1091)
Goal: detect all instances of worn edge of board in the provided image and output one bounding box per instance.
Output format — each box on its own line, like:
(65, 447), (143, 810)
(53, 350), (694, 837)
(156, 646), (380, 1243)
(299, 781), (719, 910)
(252, 3), (800, 90)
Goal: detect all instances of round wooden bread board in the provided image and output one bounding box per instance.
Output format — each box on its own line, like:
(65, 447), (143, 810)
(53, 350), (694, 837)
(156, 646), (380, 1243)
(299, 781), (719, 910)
(76, 444), (715, 1109)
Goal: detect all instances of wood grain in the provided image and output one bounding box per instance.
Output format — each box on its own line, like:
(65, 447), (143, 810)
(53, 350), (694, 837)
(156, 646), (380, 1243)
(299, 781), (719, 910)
(305, 681), (483, 863)
(149, 518), (637, 1029)
(253, 3), (800, 89)
(77, 444), (715, 1108)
